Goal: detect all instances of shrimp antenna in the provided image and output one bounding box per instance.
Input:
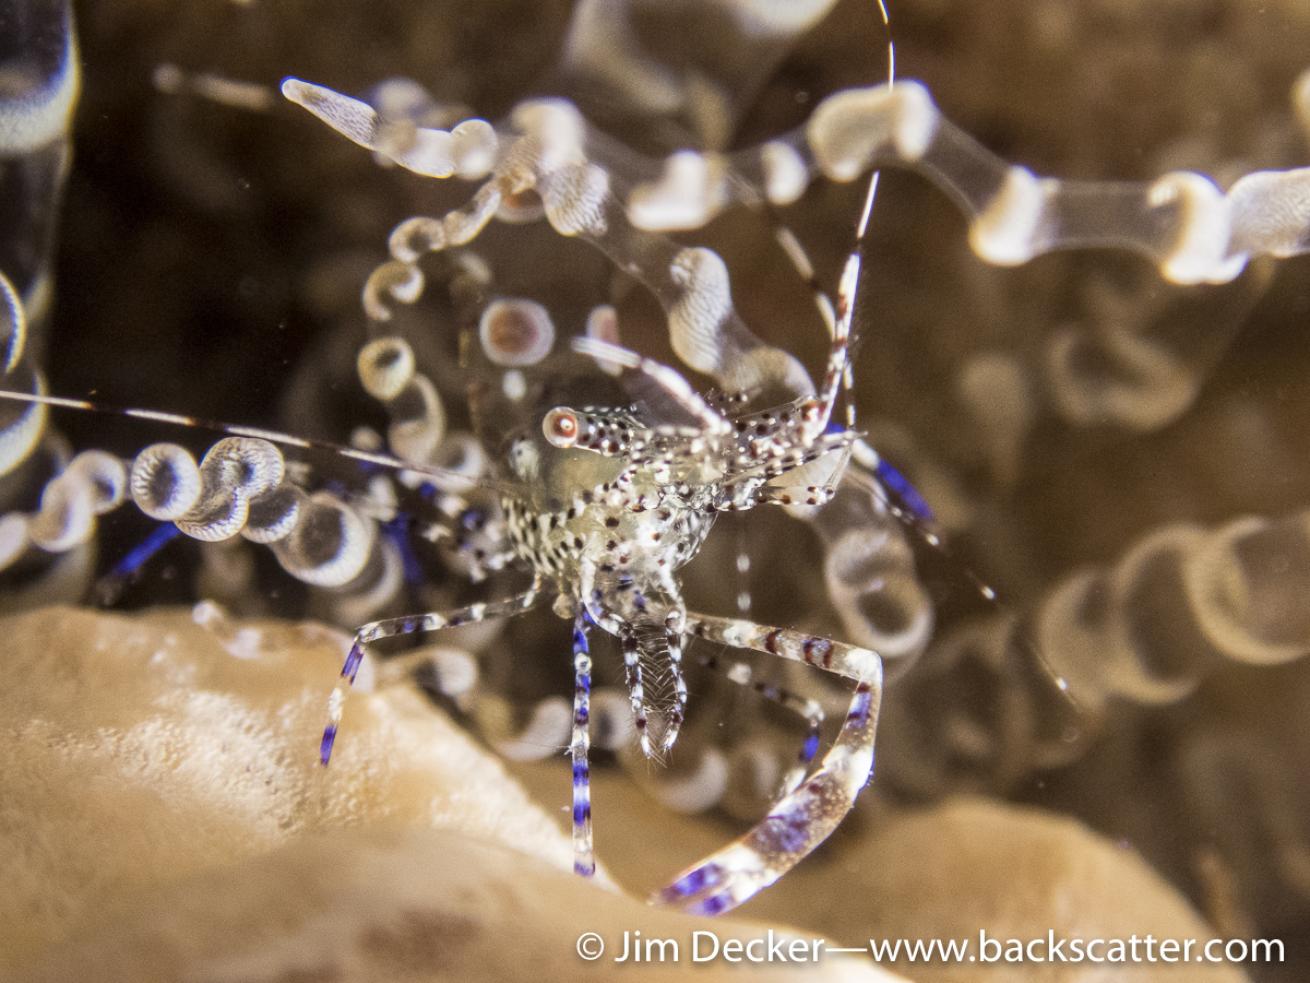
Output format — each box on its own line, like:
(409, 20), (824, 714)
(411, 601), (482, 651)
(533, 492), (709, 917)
(0, 387), (510, 495)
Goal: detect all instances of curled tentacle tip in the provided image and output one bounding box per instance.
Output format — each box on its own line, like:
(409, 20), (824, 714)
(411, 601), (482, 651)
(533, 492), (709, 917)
(0, 272), (25, 375)
(571, 335), (637, 368)
(280, 77), (315, 103)
(479, 298), (555, 367)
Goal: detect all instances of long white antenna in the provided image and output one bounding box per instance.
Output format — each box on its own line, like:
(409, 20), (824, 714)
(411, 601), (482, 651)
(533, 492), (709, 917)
(0, 387), (507, 494)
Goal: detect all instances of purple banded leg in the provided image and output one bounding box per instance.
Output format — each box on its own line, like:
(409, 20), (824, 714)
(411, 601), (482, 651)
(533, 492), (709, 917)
(848, 445), (999, 605)
(94, 522), (183, 605)
(570, 609), (596, 877)
(654, 616), (883, 916)
(320, 583), (544, 765)
(696, 650), (825, 796)
(578, 572), (653, 758)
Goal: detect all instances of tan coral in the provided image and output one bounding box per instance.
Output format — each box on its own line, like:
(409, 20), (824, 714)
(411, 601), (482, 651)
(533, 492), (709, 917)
(757, 798), (1251, 983)
(0, 606), (898, 982)
(0, 606), (572, 970)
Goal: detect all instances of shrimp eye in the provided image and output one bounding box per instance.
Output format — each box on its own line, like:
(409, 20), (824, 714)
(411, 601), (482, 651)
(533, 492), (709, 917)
(543, 407), (580, 448)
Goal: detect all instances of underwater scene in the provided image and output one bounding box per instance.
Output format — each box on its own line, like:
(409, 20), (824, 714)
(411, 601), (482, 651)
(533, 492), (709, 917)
(1, 1), (1307, 980)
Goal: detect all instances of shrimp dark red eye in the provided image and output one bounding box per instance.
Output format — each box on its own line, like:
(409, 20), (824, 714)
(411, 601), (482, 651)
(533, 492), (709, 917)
(543, 407), (580, 448)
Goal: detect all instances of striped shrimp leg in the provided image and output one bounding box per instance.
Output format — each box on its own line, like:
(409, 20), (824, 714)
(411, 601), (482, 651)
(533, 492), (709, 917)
(696, 649), (826, 796)
(662, 609), (689, 754)
(570, 608), (596, 877)
(792, 56), (891, 441)
(577, 568), (654, 758)
(654, 616), (883, 915)
(773, 170), (874, 444)
(320, 583), (545, 765)
(617, 626), (654, 758)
